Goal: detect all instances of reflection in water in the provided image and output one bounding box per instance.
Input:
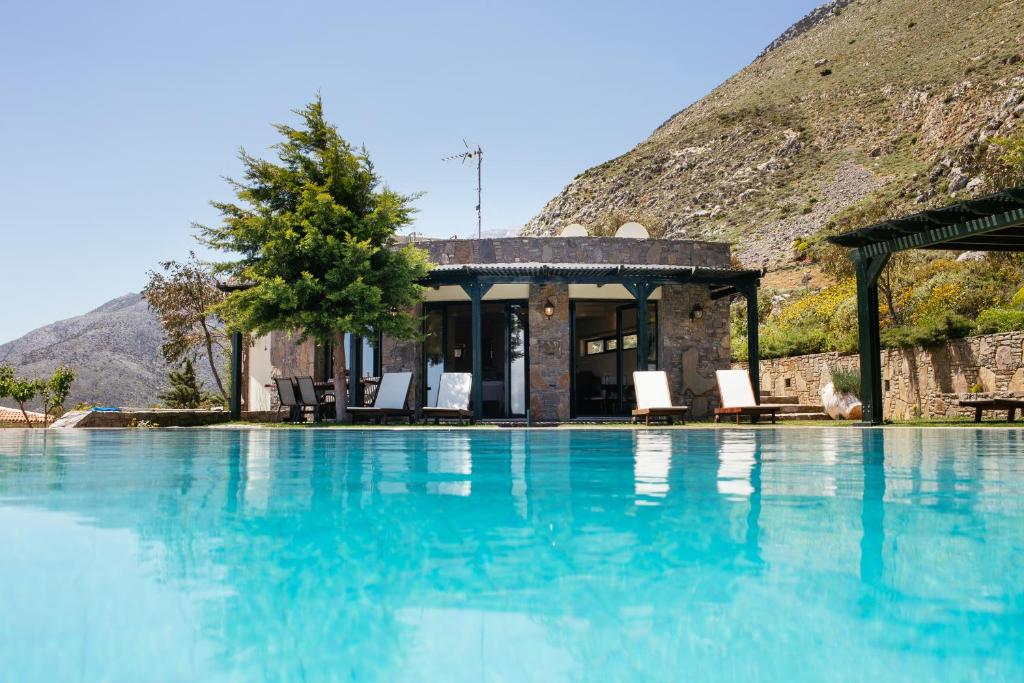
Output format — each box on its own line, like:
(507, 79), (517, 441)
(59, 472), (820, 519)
(717, 431), (755, 497)
(633, 431), (671, 504)
(1, 428), (1023, 681)
(860, 430), (886, 588)
(427, 432), (472, 497)
(243, 429), (271, 511)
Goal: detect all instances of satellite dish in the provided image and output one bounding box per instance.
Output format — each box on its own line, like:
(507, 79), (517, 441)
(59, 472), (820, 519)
(615, 222), (650, 239)
(559, 223), (589, 237)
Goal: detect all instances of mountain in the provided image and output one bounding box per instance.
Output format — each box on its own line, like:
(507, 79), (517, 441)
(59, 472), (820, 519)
(525, 0), (1024, 269)
(0, 293), (219, 409)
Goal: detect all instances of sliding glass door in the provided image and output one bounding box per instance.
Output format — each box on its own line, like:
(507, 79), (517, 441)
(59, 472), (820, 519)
(572, 301), (657, 417)
(423, 301), (529, 419)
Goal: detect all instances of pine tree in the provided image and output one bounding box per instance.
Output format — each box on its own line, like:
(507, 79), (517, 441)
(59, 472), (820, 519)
(159, 358), (218, 408)
(200, 96), (431, 421)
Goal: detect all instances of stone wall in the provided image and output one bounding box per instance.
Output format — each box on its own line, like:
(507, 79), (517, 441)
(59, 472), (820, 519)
(743, 332), (1024, 420)
(659, 285), (732, 416)
(419, 236), (732, 268)
(68, 410), (280, 428)
(528, 283), (571, 422)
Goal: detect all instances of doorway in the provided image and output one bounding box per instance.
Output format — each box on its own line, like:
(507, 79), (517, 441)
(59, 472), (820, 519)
(571, 301), (657, 417)
(423, 302), (529, 418)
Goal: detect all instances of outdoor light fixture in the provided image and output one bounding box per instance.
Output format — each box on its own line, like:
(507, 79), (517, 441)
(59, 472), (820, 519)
(689, 303), (704, 321)
(543, 299), (556, 318)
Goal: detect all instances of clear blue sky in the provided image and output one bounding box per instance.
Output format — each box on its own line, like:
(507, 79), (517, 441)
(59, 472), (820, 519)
(0, 0), (816, 342)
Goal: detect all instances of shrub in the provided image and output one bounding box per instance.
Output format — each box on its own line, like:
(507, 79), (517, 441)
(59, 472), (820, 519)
(974, 308), (1024, 335)
(829, 367), (861, 398)
(881, 313), (973, 348)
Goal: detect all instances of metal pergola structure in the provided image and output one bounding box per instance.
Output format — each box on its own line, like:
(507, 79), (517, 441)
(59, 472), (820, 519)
(827, 187), (1024, 425)
(423, 262), (763, 420)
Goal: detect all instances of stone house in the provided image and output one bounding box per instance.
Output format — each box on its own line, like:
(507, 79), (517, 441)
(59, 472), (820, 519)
(239, 235), (760, 422)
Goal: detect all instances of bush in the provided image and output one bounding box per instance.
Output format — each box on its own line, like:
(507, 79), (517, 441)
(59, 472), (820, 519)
(881, 313), (973, 349)
(829, 367), (861, 398)
(974, 308), (1024, 335)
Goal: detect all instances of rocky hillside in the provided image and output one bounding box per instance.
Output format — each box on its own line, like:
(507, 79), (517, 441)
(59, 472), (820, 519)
(525, 0), (1024, 270)
(0, 293), (221, 410)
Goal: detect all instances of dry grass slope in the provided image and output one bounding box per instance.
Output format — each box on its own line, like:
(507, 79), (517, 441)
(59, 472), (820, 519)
(526, 0), (1024, 272)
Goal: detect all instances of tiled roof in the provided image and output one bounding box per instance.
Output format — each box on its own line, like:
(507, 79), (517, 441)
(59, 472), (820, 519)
(0, 406), (47, 425)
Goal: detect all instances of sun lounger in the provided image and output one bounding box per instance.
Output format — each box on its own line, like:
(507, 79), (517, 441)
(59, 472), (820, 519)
(631, 371), (688, 425)
(421, 372), (474, 424)
(957, 398), (1024, 422)
(714, 369), (779, 425)
(346, 372), (414, 424)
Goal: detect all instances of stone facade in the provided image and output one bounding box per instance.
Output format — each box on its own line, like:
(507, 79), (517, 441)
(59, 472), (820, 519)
(254, 236), (737, 421)
(743, 332), (1024, 420)
(528, 283), (571, 421)
(419, 236), (732, 269)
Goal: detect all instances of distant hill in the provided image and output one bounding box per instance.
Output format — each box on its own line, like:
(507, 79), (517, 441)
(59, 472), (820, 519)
(0, 293), (220, 410)
(526, 0), (1024, 269)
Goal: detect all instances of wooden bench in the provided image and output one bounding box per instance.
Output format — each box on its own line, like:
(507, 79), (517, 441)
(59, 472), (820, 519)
(957, 398), (1024, 423)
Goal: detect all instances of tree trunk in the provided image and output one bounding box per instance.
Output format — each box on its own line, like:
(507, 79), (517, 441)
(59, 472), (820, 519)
(333, 332), (349, 423)
(18, 404), (33, 429)
(200, 318), (229, 400)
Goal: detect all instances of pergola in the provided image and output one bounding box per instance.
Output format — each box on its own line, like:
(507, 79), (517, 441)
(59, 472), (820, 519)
(421, 262), (763, 420)
(225, 262), (764, 421)
(828, 187), (1024, 425)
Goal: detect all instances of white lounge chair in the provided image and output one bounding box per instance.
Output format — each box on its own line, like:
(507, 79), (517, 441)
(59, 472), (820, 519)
(421, 373), (474, 424)
(714, 369), (779, 424)
(631, 371), (688, 425)
(346, 372), (414, 424)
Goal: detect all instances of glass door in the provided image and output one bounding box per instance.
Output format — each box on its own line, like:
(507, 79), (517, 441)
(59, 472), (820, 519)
(572, 301), (657, 417)
(423, 302), (529, 418)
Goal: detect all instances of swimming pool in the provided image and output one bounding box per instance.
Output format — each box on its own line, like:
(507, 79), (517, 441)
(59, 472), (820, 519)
(1, 428), (1022, 681)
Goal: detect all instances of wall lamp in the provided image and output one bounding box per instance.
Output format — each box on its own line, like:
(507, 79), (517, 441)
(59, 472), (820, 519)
(543, 299), (556, 318)
(689, 303), (704, 321)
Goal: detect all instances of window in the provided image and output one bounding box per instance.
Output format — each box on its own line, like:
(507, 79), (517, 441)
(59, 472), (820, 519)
(622, 334), (637, 350)
(586, 340), (605, 355)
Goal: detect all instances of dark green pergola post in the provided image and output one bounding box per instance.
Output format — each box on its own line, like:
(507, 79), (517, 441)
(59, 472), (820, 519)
(348, 334), (361, 408)
(624, 281), (658, 371)
(854, 251), (889, 426)
(741, 282), (761, 406)
(461, 280), (493, 421)
(230, 331), (243, 420)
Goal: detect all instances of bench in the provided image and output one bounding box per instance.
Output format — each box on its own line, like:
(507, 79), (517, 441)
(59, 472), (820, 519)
(957, 398), (1024, 423)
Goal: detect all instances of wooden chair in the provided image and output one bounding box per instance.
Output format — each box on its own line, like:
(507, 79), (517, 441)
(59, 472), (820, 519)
(631, 371), (688, 425)
(714, 370), (779, 425)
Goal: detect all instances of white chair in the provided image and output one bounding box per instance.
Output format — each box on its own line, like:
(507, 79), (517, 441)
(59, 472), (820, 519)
(631, 371), (688, 425)
(714, 369), (779, 424)
(346, 372), (414, 424)
(421, 373), (474, 424)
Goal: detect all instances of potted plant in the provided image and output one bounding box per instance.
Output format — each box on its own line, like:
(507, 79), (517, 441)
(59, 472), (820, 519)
(821, 366), (862, 420)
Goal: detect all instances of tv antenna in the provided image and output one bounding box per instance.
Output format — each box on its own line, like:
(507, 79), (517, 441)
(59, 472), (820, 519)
(443, 140), (483, 239)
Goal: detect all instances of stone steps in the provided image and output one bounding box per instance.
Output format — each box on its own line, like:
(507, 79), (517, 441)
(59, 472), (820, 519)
(761, 393), (831, 419)
(760, 395), (800, 404)
(775, 412), (834, 421)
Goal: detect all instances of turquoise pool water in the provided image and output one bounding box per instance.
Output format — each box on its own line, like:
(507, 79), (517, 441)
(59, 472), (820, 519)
(1, 428), (1022, 682)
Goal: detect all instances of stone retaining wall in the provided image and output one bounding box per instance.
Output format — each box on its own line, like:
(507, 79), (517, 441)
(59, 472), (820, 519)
(68, 410), (280, 428)
(741, 332), (1024, 420)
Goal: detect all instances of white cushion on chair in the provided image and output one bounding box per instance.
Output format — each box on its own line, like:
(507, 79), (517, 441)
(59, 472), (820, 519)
(373, 372), (412, 409)
(436, 373), (472, 410)
(716, 369), (757, 408)
(633, 371), (673, 409)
